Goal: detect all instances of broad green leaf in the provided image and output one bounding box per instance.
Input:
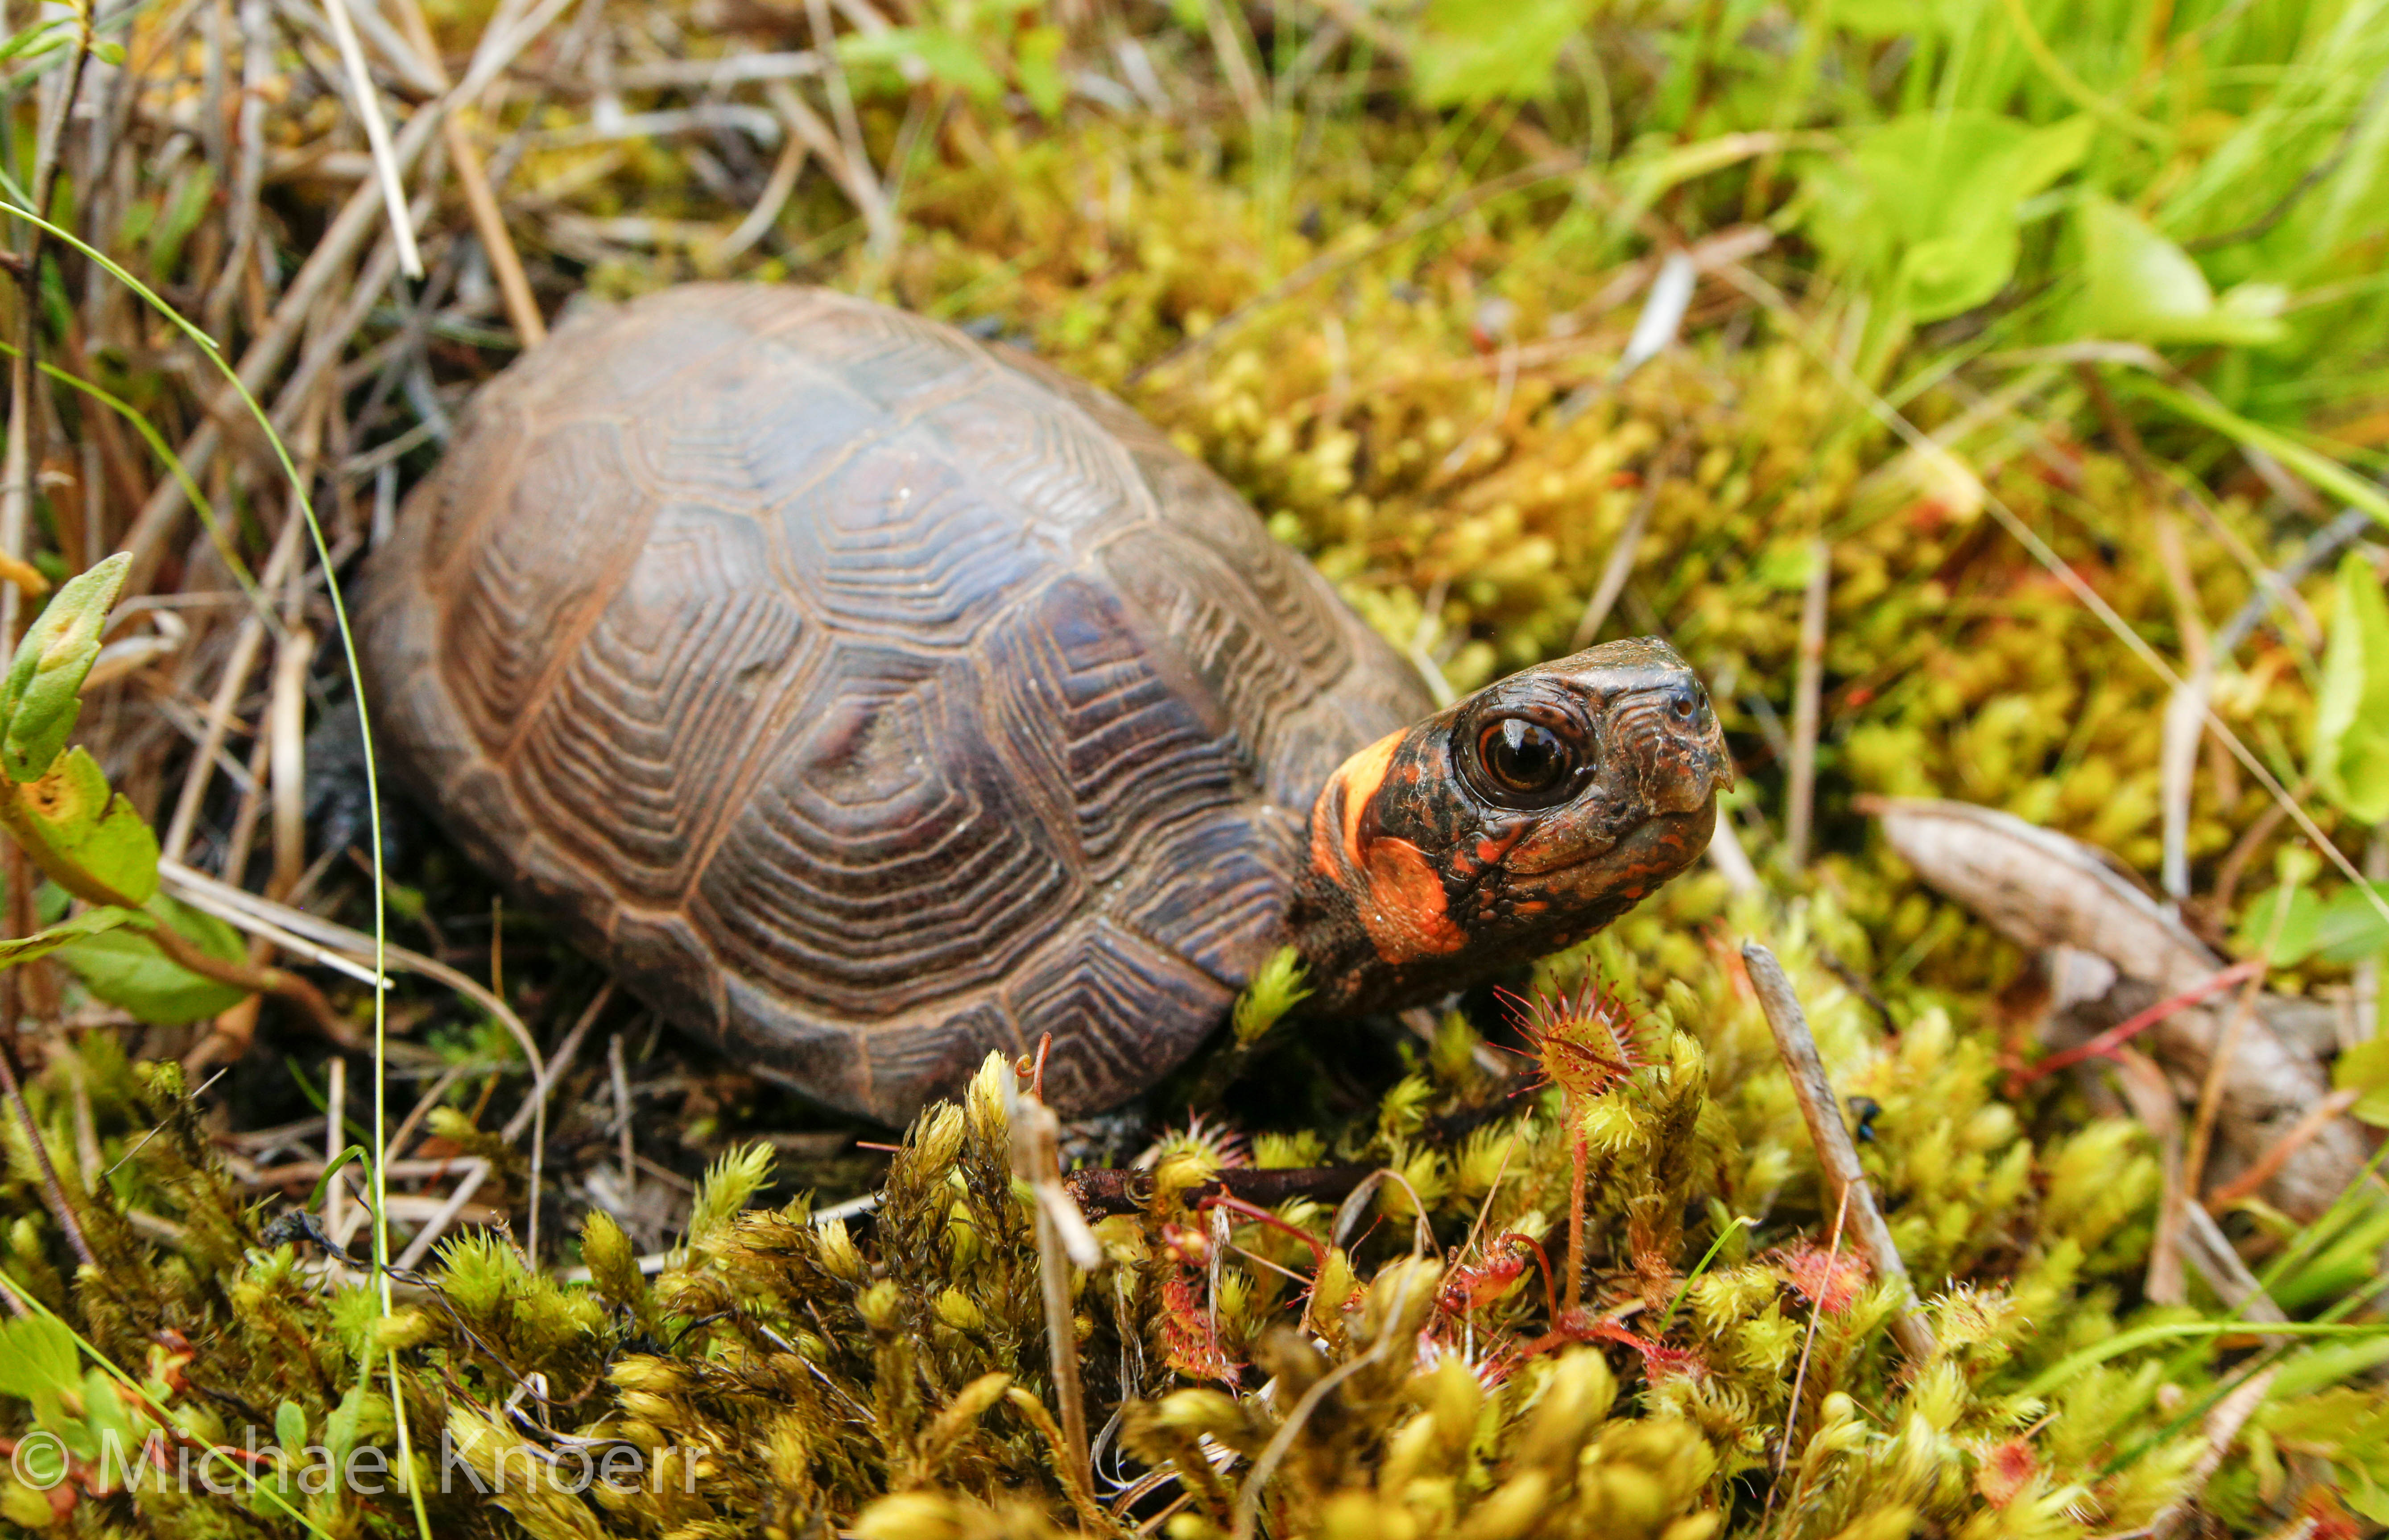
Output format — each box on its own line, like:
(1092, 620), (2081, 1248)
(0, 1315), (82, 1405)
(2315, 882), (2389, 965)
(56, 894), (249, 1025)
(0, 1316), (86, 1440)
(11, 747), (161, 904)
(1014, 25), (1067, 120)
(0, 1480), (52, 1528)
(79, 1371), (141, 1460)
(0, 552), (130, 782)
(2075, 196), (2289, 346)
(1803, 112), (2091, 321)
(2235, 882), (2328, 965)
(322, 1377), (368, 1469)
(1408, 0), (1594, 106)
(1897, 227), (2025, 321)
(2312, 553), (2389, 823)
(0, 905), (137, 970)
(840, 28), (1003, 103)
(2338, 1038), (2389, 1128)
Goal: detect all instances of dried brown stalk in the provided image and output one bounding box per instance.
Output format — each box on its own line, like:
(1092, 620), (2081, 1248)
(324, 1053), (348, 1231)
(1005, 1073), (1097, 1504)
(267, 623), (312, 899)
(2149, 1366), (2278, 1540)
(384, 0), (547, 345)
(1569, 433), (1688, 652)
(1741, 940), (1936, 1362)
(2178, 960), (2275, 1222)
(2205, 1088), (2364, 1215)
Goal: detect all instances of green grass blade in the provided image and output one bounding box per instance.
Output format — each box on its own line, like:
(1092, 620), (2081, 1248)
(2017, 1318), (2389, 1399)
(0, 194), (424, 1540)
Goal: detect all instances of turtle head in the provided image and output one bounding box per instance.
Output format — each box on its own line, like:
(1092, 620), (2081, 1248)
(1289, 637), (1731, 1015)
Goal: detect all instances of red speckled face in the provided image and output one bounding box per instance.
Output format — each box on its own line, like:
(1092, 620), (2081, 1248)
(1291, 638), (1731, 1016)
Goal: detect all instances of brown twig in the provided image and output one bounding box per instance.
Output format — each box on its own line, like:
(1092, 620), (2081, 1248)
(608, 1032), (633, 1189)
(1004, 1065), (1095, 1504)
(1570, 431), (1696, 652)
(1741, 941), (1936, 1362)
(8, 4), (98, 639)
(159, 512), (304, 862)
(2179, 896), (2293, 1217)
(2209, 786), (2301, 917)
(508, 981), (612, 1261)
(1064, 1163), (1373, 1219)
(2205, 1088), (2364, 1215)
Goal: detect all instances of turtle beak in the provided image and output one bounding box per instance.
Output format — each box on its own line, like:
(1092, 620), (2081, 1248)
(1550, 637), (1730, 816)
(1620, 672), (1731, 814)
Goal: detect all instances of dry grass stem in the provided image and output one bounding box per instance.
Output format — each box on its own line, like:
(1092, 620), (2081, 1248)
(324, 1055), (347, 1243)
(1004, 1071), (1096, 1500)
(1742, 940), (1936, 1361)
(317, 0), (426, 277)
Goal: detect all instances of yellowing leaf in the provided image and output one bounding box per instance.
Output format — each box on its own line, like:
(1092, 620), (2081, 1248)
(10, 748), (160, 904)
(2336, 1038), (2389, 1128)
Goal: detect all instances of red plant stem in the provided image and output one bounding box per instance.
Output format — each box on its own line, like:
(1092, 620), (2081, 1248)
(1199, 1193), (1330, 1273)
(2011, 958), (2262, 1091)
(1566, 1092), (1587, 1318)
(1514, 1232), (1558, 1325)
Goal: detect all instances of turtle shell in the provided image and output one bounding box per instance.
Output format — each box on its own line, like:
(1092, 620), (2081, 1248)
(357, 285), (1433, 1121)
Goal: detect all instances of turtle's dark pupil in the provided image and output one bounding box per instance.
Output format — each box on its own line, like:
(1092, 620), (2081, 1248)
(1480, 718), (1569, 795)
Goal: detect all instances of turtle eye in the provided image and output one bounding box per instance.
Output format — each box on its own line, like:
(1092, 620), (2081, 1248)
(1476, 718), (1574, 803)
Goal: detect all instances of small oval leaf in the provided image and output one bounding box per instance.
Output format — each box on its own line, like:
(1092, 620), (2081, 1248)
(0, 553), (132, 782)
(55, 894), (248, 1024)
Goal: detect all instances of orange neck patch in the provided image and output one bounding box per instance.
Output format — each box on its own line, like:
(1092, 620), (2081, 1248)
(1312, 730), (1466, 965)
(1334, 730), (1402, 871)
(1356, 836), (1467, 962)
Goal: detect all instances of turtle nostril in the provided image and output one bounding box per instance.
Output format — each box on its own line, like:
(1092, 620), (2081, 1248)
(1669, 686), (1696, 720)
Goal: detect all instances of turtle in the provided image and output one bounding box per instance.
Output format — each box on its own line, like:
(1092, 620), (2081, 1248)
(356, 285), (1731, 1123)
